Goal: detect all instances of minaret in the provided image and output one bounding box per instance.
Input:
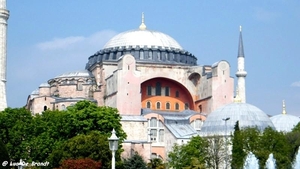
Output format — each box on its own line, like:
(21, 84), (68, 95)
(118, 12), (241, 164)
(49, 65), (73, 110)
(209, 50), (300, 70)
(235, 26), (247, 103)
(0, 0), (9, 110)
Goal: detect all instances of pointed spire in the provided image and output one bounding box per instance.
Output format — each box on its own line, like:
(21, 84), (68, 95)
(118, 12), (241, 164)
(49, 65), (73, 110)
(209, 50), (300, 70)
(139, 12), (147, 30)
(238, 25), (244, 58)
(282, 100), (287, 114)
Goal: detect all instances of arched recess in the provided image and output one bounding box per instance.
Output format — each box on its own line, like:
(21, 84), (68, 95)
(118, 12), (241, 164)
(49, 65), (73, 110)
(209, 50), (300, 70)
(141, 77), (195, 111)
(188, 72), (201, 86)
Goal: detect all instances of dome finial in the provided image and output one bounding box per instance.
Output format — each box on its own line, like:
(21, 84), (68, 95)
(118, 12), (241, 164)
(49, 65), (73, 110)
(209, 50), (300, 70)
(139, 12), (147, 30)
(234, 88), (242, 103)
(282, 100), (287, 114)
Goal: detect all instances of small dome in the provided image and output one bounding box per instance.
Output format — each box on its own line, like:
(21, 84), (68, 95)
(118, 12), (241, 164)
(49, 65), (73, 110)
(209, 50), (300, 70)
(103, 29), (183, 50)
(54, 70), (93, 79)
(31, 89), (39, 95)
(39, 83), (50, 88)
(270, 114), (300, 132)
(200, 103), (275, 137)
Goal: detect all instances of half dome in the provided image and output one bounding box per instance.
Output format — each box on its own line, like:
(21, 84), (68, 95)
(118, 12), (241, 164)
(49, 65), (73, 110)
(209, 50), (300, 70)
(103, 29), (183, 50)
(200, 102), (275, 137)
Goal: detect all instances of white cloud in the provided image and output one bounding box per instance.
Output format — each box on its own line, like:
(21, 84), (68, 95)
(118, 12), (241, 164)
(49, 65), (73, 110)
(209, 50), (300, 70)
(253, 7), (280, 22)
(36, 36), (85, 50)
(291, 81), (300, 87)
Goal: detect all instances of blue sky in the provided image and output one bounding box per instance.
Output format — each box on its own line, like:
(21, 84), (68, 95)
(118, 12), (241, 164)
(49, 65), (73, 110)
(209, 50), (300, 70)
(6, 1), (300, 116)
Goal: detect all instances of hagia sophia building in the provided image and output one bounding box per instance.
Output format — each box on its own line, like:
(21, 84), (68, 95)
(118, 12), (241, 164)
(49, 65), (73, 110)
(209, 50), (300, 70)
(0, 1), (297, 162)
(25, 13), (235, 160)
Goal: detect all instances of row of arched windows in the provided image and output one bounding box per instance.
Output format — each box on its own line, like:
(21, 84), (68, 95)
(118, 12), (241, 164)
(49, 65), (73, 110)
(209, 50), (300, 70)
(146, 101), (189, 110)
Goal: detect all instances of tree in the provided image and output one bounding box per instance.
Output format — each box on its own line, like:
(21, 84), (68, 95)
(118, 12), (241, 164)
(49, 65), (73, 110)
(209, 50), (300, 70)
(48, 131), (112, 169)
(123, 152), (148, 169)
(0, 107), (33, 161)
(206, 136), (227, 169)
(147, 158), (165, 169)
(168, 136), (208, 169)
(56, 158), (101, 169)
(231, 121), (246, 169)
(0, 140), (9, 169)
(257, 127), (292, 169)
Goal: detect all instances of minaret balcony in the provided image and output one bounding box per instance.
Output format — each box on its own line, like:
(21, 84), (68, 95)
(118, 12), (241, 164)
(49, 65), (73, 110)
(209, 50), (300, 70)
(235, 70), (247, 77)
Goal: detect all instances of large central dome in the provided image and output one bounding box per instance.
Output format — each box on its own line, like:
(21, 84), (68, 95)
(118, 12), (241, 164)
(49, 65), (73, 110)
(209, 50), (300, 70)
(103, 29), (183, 50)
(85, 16), (197, 70)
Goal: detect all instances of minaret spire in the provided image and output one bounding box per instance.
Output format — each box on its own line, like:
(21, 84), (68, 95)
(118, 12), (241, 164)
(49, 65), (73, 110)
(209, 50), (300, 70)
(235, 26), (247, 103)
(282, 100), (287, 115)
(139, 12), (147, 30)
(0, 0), (9, 110)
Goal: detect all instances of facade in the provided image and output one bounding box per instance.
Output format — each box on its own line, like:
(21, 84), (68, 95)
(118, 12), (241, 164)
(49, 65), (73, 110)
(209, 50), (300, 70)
(0, 0), (9, 111)
(25, 16), (235, 160)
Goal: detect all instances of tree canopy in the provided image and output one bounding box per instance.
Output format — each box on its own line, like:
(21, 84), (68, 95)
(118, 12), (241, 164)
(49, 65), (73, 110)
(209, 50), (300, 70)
(0, 100), (126, 169)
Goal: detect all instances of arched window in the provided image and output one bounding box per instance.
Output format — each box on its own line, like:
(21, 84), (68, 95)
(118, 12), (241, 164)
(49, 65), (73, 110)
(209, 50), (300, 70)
(146, 101), (151, 109)
(148, 50), (153, 59)
(166, 102), (170, 110)
(140, 50), (144, 59)
(61, 104), (66, 110)
(155, 82), (161, 96)
(147, 86), (152, 95)
(185, 103), (189, 110)
(157, 52), (161, 60)
(175, 90), (179, 97)
(165, 87), (170, 96)
(43, 106), (47, 111)
(175, 103), (179, 110)
(156, 102), (161, 109)
(150, 118), (157, 127)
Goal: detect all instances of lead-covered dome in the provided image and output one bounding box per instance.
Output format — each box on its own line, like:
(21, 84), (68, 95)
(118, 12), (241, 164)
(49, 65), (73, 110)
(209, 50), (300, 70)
(86, 18), (197, 70)
(103, 29), (183, 50)
(270, 101), (300, 132)
(200, 102), (275, 137)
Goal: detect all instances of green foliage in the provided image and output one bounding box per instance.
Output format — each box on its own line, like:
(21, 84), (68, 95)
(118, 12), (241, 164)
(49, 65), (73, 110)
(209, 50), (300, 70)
(123, 152), (148, 169)
(48, 131), (112, 169)
(0, 100), (126, 169)
(0, 140), (9, 169)
(56, 158), (101, 169)
(231, 121), (247, 169)
(168, 136), (208, 169)
(147, 158), (165, 169)
(257, 127), (292, 169)
(0, 107), (33, 161)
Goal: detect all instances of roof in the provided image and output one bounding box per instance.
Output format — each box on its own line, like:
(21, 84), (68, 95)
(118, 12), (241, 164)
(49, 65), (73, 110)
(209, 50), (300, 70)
(103, 29), (183, 50)
(121, 115), (148, 122)
(200, 102), (275, 137)
(54, 70), (94, 79)
(270, 114), (300, 132)
(165, 122), (198, 139)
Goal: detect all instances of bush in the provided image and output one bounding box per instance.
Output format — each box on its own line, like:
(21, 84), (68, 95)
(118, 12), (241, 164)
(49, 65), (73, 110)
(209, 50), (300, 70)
(56, 158), (101, 169)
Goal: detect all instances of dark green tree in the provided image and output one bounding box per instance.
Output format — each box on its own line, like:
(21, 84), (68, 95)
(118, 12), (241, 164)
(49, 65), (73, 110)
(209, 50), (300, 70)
(257, 127), (292, 169)
(123, 152), (148, 169)
(0, 140), (10, 169)
(231, 121), (246, 169)
(0, 107), (33, 161)
(147, 158), (165, 169)
(49, 131), (112, 169)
